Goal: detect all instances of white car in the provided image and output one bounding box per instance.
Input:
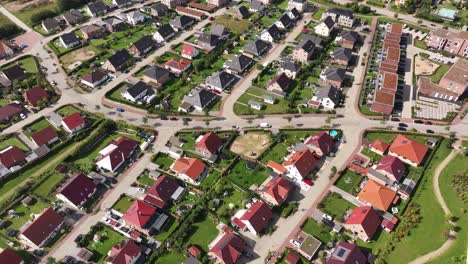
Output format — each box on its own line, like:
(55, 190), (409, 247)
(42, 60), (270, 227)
(323, 214), (333, 221)
(19, 113), (26, 119)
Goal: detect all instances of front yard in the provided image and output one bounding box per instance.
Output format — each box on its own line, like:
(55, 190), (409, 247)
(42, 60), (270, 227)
(318, 192), (355, 221)
(334, 169), (364, 194)
(0, 136), (29, 151)
(111, 195), (135, 213)
(84, 224), (125, 263)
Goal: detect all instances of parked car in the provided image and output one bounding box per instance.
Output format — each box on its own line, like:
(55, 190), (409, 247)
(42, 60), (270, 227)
(160, 116), (168, 120)
(170, 117), (178, 121)
(116, 107), (124, 112)
(398, 123), (408, 127)
(391, 117), (400, 122)
(397, 127), (407, 131)
(414, 119), (423, 124)
(323, 214), (333, 221)
(423, 120), (432, 125)
(426, 129), (434, 134)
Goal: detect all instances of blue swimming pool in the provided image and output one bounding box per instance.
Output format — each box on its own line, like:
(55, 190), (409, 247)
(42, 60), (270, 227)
(330, 130), (338, 137)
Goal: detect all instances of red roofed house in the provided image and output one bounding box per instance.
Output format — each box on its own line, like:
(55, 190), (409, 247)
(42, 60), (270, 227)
(23, 87), (49, 107)
(259, 177), (293, 205)
(0, 248), (23, 264)
(164, 58), (191, 76)
(388, 134), (429, 167)
(369, 139), (390, 155)
(357, 180), (398, 211)
(19, 208), (64, 249)
(122, 200), (158, 233)
(181, 44), (199, 60)
(96, 137), (139, 173)
(0, 146), (26, 169)
(188, 245), (201, 257)
(285, 251), (300, 264)
(231, 201), (272, 236)
(61, 112), (86, 133)
(375, 156), (406, 182)
(195, 132), (223, 158)
(0, 40), (17, 59)
(208, 228), (245, 264)
(267, 160), (287, 175)
(31, 126), (59, 147)
(0, 103), (26, 122)
(283, 149), (317, 183)
(170, 157), (207, 185)
(305, 131), (335, 156)
(143, 175), (185, 208)
(327, 242), (367, 264)
(343, 206), (380, 242)
(105, 239), (142, 264)
(56, 173), (97, 209)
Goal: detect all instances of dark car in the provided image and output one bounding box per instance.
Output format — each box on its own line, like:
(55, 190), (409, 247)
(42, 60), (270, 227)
(391, 117), (400, 122)
(397, 127), (407, 131)
(423, 120), (432, 125)
(414, 119), (423, 124)
(160, 116), (168, 120)
(170, 117), (178, 121)
(183, 118), (192, 122)
(398, 123), (408, 127)
(322, 218), (335, 228)
(426, 129), (434, 134)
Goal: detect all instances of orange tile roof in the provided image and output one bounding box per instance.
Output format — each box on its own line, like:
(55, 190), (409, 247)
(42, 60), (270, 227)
(370, 139), (390, 154)
(267, 160), (287, 174)
(389, 134), (429, 165)
(390, 23), (403, 34)
(263, 177), (293, 205)
(386, 47), (400, 63)
(358, 180), (397, 211)
(171, 157), (206, 180)
(381, 72), (398, 93)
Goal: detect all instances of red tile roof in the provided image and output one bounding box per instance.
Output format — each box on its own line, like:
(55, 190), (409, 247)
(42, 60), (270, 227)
(57, 173), (96, 207)
(327, 242), (368, 264)
(123, 200), (156, 229)
(283, 149), (317, 178)
(358, 180), (397, 211)
(345, 206), (380, 240)
(188, 245), (201, 257)
(390, 23), (403, 34)
(62, 112), (85, 131)
(31, 126), (58, 146)
(267, 160), (287, 174)
(171, 157), (206, 180)
(0, 146), (26, 169)
(305, 131), (335, 156)
(285, 251), (300, 264)
(181, 44), (197, 57)
(210, 232), (245, 264)
(381, 72), (398, 93)
(195, 132), (222, 155)
(376, 156), (406, 181)
(164, 58), (191, 71)
(389, 134), (429, 165)
(263, 177), (293, 205)
(145, 175), (181, 208)
(371, 90), (394, 115)
(0, 248), (23, 264)
(370, 139), (389, 154)
(240, 201), (272, 234)
(24, 87), (49, 107)
(20, 208), (64, 247)
(0, 103), (25, 121)
(107, 239), (141, 264)
(97, 137), (138, 171)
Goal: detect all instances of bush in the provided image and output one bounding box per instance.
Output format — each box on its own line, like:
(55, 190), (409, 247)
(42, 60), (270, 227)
(30, 10), (57, 24)
(281, 202), (298, 218)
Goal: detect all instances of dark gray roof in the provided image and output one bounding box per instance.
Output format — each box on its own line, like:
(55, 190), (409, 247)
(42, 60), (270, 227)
(182, 88), (217, 109)
(266, 24), (281, 39)
(42, 17), (60, 31)
(157, 24), (176, 39)
(278, 13), (294, 28)
(104, 17), (125, 26)
(296, 39), (316, 53)
(206, 71), (236, 89)
(170, 15), (195, 29)
(338, 30), (359, 41)
(143, 65), (169, 81)
(326, 8), (354, 18)
(301, 34), (323, 46)
(291, 0), (307, 3)
(250, 0), (264, 10)
(88, 1), (108, 15)
(315, 85), (341, 104)
(150, 3), (169, 15)
(269, 73), (291, 90)
(281, 59), (301, 72)
(132, 35), (156, 53)
(321, 16), (335, 29)
(114, 0), (132, 6)
(235, 5), (249, 18)
(125, 81), (155, 98)
(107, 49), (133, 68)
(331, 47), (352, 61)
(1, 65), (26, 81)
(323, 67), (346, 82)
(198, 33), (219, 47)
(289, 8), (300, 19)
(60, 32), (80, 46)
(210, 24), (229, 36)
(224, 54), (253, 72)
(63, 9), (83, 24)
(243, 39), (269, 56)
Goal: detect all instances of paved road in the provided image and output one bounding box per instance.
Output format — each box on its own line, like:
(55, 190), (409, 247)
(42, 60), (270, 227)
(0, 6), (32, 32)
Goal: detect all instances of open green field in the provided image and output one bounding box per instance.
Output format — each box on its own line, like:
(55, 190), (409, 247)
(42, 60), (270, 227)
(153, 153), (175, 171)
(13, 56), (38, 74)
(0, 136), (28, 151)
(56, 105), (81, 116)
(235, 89), (289, 115)
(227, 159), (269, 190)
(334, 169), (364, 194)
(360, 147), (382, 162)
(32, 171), (66, 197)
(319, 192), (355, 220)
(112, 195), (135, 213)
(85, 225), (125, 263)
(186, 213), (218, 253)
(301, 218), (333, 244)
(214, 15), (252, 35)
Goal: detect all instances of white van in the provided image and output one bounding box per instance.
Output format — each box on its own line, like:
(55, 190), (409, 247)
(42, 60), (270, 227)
(258, 123), (271, 128)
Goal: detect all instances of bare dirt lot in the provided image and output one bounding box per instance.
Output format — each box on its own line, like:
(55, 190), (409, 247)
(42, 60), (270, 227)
(230, 132), (272, 159)
(415, 56), (440, 76)
(60, 47), (98, 67)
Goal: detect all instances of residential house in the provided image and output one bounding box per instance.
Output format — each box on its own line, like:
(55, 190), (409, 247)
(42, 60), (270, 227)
(63, 9), (84, 25)
(438, 59), (468, 98)
(195, 132), (223, 158)
(61, 112), (86, 133)
(208, 229), (245, 264)
(80, 70), (109, 88)
(146, 3), (169, 17)
(31, 126), (58, 147)
(343, 206), (380, 242)
(279, 60), (301, 79)
(311, 85), (341, 109)
(95, 137), (139, 172)
(369, 140), (390, 155)
(260, 24), (282, 43)
(0, 146), (26, 169)
(375, 156), (406, 182)
(322, 8), (355, 27)
(305, 131), (335, 156)
(259, 177), (293, 206)
(86, 1), (109, 17)
(169, 15), (195, 31)
(357, 180), (398, 211)
(105, 240), (142, 264)
(287, 0), (307, 13)
(164, 58), (191, 76)
(56, 173), (97, 209)
(103, 17), (128, 32)
(102, 49), (134, 72)
(170, 157), (207, 185)
(206, 71), (237, 92)
(211, 24), (229, 37)
(292, 39), (319, 63)
(162, 0), (190, 8)
(242, 39), (270, 58)
(231, 201), (273, 235)
(275, 13), (294, 29)
(153, 24), (176, 43)
(42, 17), (62, 33)
(19, 208), (64, 249)
(370, 90), (395, 116)
(224, 54), (254, 74)
(287, 8), (300, 20)
(181, 44), (199, 59)
(59, 32), (81, 49)
(315, 17), (335, 37)
(112, 0), (133, 8)
(126, 10), (146, 25)
(320, 67), (346, 87)
(327, 242), (368, 264)
(0, 40), (17, 59)
(142, 65), (171, 85)
(129, 35), (156, 57)
(283, 149), (317, 183)
(267, 73), (291, 93)
(23, 87), (49, 107)
(143, 175), (184, 208)
(0, 103), (26, 122)
(0, 65), (27, 84)
(0, 248), (23, 264)
(331, 47), (352, 66)
(121, 81), (157, 104)
(180, 88), (218, 112)
(122, 200), (163, 234)
(199, 33), (221, 51)
(208, 0), (229, 7)
(336, 30), (359, 49)
(80, 24), (107, 40)
(388, 134), (429, 167)
(235, 5), (250, 19)
(250, 0), (265, 12)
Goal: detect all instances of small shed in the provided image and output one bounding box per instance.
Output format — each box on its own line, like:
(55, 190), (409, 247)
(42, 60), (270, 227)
(248, 100), (263, 110)
(21, 196), (33, 206)
(188, 245), (201, 257)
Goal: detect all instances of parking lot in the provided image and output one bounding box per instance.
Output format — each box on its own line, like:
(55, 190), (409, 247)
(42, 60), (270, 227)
(415, 96), (461, 120)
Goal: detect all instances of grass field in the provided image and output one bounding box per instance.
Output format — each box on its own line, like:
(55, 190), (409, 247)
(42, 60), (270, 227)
(360, 147), (382, 162)
(364, 131), (428, 145)
(0, 13), (21, 39)
(15, 56), (38, 73)
(301, 218), (333, 244)
(0, 136), (28, 151)
(186, 213), (218, 253)
(5, 1), (57, 26)
(214, 181), (248, 220)
(312, 6), (326, 21)
(227, 159), (269, 190)
(319, 192), (355, 220)
(56, 105), (81, 117)
(154, 251), (186, 264)
(112, 195), (135, 213)
(153, 215), (179, 242)
(235, 89), (289, 115)
(153, 153), (175, 171)
(334, 169), (364, 194)
(85, 225), (125, 263)
(214, 15), (252, 35)
(32, 172), (66, 197)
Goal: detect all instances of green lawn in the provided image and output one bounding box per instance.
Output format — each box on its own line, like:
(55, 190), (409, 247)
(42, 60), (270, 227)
(430, 64), (450, 83)
(277, 0), (289, 10)
(312, 6), (326, 21)
(214, 181), (248, 221)
(32, 172), (66, 198)
(200, 170), (222, 188)
(153, 215), (179, 242)
(153, 153), (175, 171)
(112, 195), (135, 213)
(253, 65), (277, 88)
(235, 91), (289, 115)
(319, 192), (355, 221)
(301, 218), (333, 244)
(186, 213), (219, 253)
(0, 13), (21, 39)
(23, 118), (54, 137)
(18, 56), (38, 74)
(85, 225), (125, 263)
(137, 172), (155, 187)
(6, 2), (57, 26)
(360, 147), (382, 162)
(0, 136), (29, 151)
(334, 169), (364, 194)
(154, 251), (186, 264)
(214, 15), (252, 35)
(227, 159), (270, 190)
(56, 105), (81, 117)
(364, 131), (428, 145)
